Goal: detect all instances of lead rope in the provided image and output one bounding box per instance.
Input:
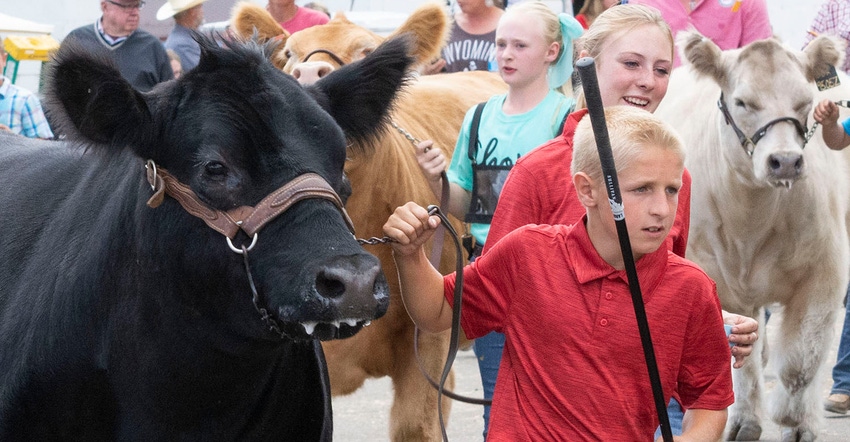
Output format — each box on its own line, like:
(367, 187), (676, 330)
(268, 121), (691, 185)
(354, 205), (467, 442)
(386, 121), (491, 408)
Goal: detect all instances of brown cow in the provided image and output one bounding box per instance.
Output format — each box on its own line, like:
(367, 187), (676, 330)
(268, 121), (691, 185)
(231, 2), (508, 440)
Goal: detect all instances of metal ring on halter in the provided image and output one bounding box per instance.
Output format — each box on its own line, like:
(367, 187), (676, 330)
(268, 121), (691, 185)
(226, 233), (258, 254)
(145, 160), (157, 191)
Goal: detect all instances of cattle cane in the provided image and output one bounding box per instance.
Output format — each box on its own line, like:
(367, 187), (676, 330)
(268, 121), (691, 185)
(575, 57), (674, 442)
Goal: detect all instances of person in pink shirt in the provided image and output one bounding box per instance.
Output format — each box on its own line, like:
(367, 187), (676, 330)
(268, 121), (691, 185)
(266, 0), (329, 34)
(626, 0), (772, 66)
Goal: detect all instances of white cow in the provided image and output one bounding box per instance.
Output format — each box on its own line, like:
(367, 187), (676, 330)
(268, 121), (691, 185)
(655, 32), (849, 442)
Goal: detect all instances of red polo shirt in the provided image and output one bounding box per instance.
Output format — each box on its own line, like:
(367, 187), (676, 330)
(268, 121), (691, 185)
(483, 108), (692, 258)
(444, 221), (733, 441)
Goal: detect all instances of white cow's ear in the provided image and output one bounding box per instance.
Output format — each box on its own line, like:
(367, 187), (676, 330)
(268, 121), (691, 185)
(799, 35), (844, 83)
(677, 29), (726, 86)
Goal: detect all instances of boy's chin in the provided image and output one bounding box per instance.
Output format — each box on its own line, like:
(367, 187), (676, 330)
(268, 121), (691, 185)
(632, 238), (668, 258)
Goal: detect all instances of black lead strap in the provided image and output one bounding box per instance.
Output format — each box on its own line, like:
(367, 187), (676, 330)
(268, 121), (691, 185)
(575, 57), (673, 442)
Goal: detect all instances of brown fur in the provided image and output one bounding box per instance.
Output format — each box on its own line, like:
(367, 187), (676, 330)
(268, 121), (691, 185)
(231, 3), (507, 440)
(229, 2), (289, 70)
(329, 69), (505, 442)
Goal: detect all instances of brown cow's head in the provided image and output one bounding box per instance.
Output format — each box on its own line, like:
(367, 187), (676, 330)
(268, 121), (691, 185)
(230, 2), (449, 84)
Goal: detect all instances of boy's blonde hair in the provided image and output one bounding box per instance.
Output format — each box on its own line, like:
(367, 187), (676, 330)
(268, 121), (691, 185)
(574, 4), (673, 107)
(571, 106), (684, 182)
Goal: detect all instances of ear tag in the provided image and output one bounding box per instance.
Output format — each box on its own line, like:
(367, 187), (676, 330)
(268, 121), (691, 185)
(816, 65), (841, 91)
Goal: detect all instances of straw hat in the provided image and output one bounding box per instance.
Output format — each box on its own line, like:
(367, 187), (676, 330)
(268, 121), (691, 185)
(156, 0), (209, 21)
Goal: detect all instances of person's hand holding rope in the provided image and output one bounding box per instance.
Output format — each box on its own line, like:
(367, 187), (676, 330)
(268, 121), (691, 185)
(383, 202), (442, 257)
(415, 140), (448, 199)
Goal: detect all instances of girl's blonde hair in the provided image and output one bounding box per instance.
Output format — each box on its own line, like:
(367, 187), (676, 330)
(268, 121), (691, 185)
(571, 106), (684, 182)
(573, 4), (673, 108)
(502, 1), (565, 66)
(501, 1), (579, 92)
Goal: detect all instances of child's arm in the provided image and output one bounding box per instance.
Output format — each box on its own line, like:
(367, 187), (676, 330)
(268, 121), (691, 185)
(414, 140), (472, 219)
(813, 99), (850, 150)
(674, 408), (727, 442)
(383, 202), (455, 333)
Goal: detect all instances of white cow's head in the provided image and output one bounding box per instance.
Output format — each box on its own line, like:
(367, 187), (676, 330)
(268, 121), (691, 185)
(678, 31), (843, 188)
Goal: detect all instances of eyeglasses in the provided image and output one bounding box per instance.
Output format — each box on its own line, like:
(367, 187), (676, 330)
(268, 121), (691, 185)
(105, 0), (145, 10)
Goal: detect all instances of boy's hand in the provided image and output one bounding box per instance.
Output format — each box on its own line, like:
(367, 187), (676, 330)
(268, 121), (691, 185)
(415, 140), (447, 185)
(814, 99), (840, 126)
(722, 311), (758, 369)
(383, 202), (442, 256)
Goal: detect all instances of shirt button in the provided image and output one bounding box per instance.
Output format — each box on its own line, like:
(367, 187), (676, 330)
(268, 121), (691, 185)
(605, 292), (613, 300)
(600, 318), (609, 326)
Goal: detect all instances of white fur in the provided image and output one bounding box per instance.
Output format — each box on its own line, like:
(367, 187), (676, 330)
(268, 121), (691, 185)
(655, 33), (849, 441)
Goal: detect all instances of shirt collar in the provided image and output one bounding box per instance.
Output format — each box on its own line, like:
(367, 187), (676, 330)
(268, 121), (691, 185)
(567, 216), (668, 295)
(97, 17), (130, 46)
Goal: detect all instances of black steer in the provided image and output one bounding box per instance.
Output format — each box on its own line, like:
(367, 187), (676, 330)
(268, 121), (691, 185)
(0, 35), (411, 440)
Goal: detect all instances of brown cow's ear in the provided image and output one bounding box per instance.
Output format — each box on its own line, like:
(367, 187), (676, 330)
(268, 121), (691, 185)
(799, 35), (844, 82)
(307, 36), (415, 147)
(678, 30), (727, 86)
(386, 2), (449, 70)
(230, 1), (285, 41)
(230, 1), (289, 69)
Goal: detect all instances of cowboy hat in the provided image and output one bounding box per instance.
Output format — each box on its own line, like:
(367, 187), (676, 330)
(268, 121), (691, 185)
(156, 0), (209, 21)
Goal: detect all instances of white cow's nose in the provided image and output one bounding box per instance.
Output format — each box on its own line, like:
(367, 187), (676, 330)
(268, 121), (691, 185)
(292, 61), (335, 85)
(767, 152), (804, 180)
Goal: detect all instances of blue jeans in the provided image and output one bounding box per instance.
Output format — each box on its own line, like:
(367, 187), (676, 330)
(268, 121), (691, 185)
(472, 331), (504, 440)
(831, 288), (850, 396)
(654, 398), (685, 439)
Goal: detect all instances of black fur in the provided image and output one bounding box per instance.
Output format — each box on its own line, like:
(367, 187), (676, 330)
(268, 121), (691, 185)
(0, 34), (409, 440)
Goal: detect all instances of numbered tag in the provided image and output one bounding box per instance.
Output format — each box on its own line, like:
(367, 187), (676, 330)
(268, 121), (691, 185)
(816, 65), (841, 91)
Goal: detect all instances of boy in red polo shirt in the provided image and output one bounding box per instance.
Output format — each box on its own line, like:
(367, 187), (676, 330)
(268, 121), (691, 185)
(383, 106), (733, 441)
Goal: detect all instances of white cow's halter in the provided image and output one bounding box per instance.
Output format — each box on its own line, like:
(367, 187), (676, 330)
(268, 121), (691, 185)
(717, 93), (813, 157)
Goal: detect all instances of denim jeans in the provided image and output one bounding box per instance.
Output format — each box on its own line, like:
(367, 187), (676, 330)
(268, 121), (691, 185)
(831, 289), (850, 396)
(472, 331), (505, 440)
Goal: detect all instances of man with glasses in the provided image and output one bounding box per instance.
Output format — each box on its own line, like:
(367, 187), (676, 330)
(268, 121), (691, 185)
(63, 0), (173, 92)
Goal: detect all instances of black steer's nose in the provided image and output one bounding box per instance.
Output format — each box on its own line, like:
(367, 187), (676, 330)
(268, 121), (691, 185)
(315, 255), (385, 305)
(767, 152), (803, 180)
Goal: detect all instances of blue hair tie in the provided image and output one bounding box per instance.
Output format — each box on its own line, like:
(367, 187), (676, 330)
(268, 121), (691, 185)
(549, 13), (584, 90)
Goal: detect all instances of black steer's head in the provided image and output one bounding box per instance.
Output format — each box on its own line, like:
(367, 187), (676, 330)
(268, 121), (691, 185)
(45, 35), (414, 341)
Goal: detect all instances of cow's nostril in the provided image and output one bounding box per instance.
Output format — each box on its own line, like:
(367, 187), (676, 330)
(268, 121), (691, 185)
(767, 153), (804, 179)
(316, 271), (346, 299)
(318, 66), (331, 78)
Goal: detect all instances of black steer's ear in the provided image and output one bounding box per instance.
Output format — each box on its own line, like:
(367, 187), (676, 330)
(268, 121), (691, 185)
(306, 34), (415, 147)
(45, 39), (153, 153)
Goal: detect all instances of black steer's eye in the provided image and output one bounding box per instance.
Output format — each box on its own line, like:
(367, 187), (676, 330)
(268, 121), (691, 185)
(204, 161), (227, 177)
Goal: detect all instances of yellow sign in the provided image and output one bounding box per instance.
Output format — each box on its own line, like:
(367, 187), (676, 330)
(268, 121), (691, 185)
(3, 34), (60, 62)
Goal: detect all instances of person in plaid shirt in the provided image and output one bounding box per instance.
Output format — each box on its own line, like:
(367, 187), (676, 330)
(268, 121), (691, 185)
(806, 0), (850, 74)
(0, 40), (53, 139)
